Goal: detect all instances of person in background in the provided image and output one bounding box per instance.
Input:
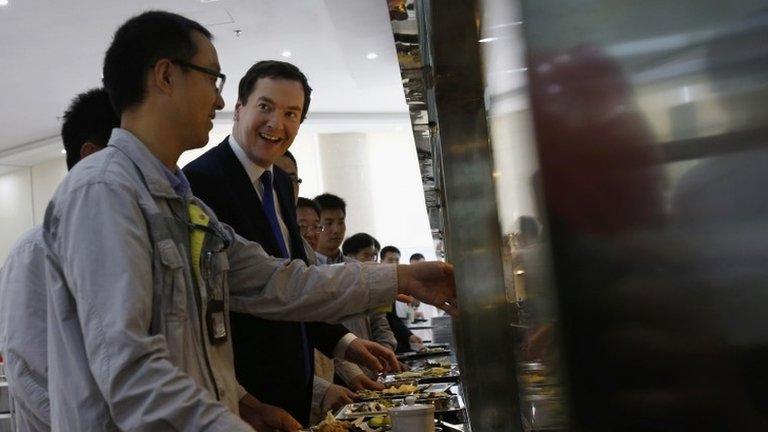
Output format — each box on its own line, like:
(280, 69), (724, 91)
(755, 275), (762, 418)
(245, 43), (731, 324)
(296, 197), (322, 262)
(409, 253), (426, 263)
(42, 11), (457, 431)
(314, 193), (349, 265)
(274, 150), (301, 205)
(380, 246), (425, 353)
(311, 195), (397, 389)
(0, 87), (119, 432)
(338, 233), (399, 380)
(184, 60), (374, 427)
(342, 233), (381, 263)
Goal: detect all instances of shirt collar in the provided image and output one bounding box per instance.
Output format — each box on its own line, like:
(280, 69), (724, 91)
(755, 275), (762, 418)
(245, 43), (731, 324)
(228, 135), (273, 186)
(108, 128), (190, 199)
(316, 250), (346, 265)
(161, 165), (191, 197)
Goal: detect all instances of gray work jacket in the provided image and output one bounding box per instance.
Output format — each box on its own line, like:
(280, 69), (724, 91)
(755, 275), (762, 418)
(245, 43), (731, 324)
(42, 129), (397, 431)
(0, 227), (51, 432)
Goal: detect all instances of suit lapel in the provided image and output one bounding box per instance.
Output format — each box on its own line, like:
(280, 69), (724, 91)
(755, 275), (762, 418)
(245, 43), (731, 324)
(216, 140), (281, 256)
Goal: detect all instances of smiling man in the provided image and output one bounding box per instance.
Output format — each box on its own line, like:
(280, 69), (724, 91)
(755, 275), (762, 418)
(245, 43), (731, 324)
(184, 61), (376, 427)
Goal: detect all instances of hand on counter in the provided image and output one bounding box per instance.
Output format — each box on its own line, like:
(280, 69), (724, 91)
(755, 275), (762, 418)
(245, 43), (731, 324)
(408, 334), (424, 352)
(396, 262), (458, 316)
(321, 384), (359, 412)
(348, 374), (385, 391)
(239, 393), (302, 432)
(344, 338), (401, 373)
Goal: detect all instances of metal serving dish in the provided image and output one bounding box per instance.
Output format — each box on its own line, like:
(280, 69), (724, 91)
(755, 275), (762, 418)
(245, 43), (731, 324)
(415, 394), (463, 412)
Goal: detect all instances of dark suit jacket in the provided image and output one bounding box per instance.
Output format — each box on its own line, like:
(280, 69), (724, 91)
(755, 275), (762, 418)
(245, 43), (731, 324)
(184, 137), (348, 424)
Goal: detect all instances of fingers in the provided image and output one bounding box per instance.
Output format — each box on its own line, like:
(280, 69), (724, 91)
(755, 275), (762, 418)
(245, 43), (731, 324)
(396, 293), (413, 303)
(345, 387), (360, 401)
(377, 348), (399, 373)
(348, 339), (384, 372)
(437, 298), (460, 317)
(363, 375), (385, 390)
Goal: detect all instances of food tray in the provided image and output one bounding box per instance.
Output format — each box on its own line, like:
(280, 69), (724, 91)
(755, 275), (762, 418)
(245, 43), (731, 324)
(357, 382), (452, 401)
(337, 401), (396, 419)
(383, 367), (460, 384)
(396, 348), (451, 361)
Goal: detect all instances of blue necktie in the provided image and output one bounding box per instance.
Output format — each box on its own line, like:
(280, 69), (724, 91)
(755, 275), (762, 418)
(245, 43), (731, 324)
(259, 170), (312, 385)
(259, 170), (289, 259)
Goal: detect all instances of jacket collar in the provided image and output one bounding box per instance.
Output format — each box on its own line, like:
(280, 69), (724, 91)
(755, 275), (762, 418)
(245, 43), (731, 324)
(108, 128), (191, 200)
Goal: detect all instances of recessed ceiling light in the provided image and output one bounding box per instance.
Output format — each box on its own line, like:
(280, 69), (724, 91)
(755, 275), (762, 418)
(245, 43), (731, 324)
(0, 0), (9, 7)
(281, 50), (292, 58)
(366, 52), (378, 60)
(60, 149), (67, 155)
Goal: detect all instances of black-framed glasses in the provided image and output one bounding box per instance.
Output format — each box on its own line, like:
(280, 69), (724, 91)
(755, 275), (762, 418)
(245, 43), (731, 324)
(171, 59), (226, 96)
(298, 224), (324, 234)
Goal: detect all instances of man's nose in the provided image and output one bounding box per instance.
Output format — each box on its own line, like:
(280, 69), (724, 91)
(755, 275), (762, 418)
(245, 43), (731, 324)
(214, 93), (225, 110)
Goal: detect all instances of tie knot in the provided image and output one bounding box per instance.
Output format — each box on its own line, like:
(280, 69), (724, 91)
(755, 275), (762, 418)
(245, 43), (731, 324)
(260, 170), (273, 186)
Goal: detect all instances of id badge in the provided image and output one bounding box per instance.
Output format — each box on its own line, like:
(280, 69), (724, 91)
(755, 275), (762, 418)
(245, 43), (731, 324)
(206, 299), (228, 345)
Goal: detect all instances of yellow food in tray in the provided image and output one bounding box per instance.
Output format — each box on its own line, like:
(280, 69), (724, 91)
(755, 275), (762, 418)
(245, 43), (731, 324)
(381, 383), (419, 395)
(316, 412), (352, 432)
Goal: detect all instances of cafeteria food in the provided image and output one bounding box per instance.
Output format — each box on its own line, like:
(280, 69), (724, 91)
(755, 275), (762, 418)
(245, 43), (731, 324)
(348, 400), (394, 414)
(316, 412), (351, 432)
(381, 383), (419, 395)
(357, 383), (419, 399)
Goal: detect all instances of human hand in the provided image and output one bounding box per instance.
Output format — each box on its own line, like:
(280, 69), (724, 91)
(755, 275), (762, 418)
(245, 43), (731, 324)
(408, 334), (424, 352)
(322, 384), (358, 412)
(239, 395), (302, 432)
(396, 262), (458, 316)
(348, 374), (385, 391)
(344, 338), (400, 373)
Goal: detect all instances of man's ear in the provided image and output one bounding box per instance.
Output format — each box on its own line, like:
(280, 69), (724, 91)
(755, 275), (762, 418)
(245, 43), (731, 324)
(79, 142), (104, 160)
(233, 100), (244, 122)
(151, 58), (175, 96)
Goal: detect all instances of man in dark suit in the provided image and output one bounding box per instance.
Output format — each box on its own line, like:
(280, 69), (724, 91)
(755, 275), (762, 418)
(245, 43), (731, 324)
(184, 61), (394, 426)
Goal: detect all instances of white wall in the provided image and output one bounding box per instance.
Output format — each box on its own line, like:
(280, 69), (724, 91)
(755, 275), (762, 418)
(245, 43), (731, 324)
(31, 158), (68, 225)
(0, 168), (35, 264)
(315, 131), (435, 262)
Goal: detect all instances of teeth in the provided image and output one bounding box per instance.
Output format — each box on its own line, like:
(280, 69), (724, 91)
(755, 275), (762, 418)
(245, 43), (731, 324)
(259, 132), (281, 142)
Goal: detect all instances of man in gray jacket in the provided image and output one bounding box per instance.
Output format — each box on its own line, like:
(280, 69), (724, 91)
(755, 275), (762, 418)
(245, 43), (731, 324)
(0, 88), (119, 432)
(42, 10), (457, 432)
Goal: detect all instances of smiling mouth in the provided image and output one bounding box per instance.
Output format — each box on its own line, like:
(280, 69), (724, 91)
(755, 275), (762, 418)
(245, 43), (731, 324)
(259, 132), (282, 143)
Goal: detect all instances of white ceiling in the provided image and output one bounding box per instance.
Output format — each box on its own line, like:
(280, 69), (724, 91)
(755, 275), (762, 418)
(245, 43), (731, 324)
(0, 0), (408, 157)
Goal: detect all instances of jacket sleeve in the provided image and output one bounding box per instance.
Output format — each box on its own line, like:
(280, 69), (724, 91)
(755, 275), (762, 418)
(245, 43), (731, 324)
(306, 323), (350, 358)
(46, 181), (252, 432)
(369, 312), (397, 351)
(387, 309), (414, 353)
(222, 226), (397, 323)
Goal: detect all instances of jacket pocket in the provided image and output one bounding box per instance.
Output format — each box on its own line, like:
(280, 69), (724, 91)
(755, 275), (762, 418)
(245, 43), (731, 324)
(157, 239), (188, 320)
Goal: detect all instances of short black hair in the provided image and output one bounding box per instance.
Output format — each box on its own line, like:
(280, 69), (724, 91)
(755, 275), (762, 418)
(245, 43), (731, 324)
(61, 88), (120, 170)
(380, 246), (401, 260)
(409, 253), (425, 262)
(342, 233), (380, 256)
(103, 11), (212, 115)
(314, 193), (346, 216)
(297, 197), (320, 217)
(282, 150), (297, 167)
(238, 60), (312, 122)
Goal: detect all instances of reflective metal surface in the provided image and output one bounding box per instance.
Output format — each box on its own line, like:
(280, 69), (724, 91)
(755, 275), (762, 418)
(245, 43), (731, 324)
(421, 0), (523, 430)
(516, 1), (768, 430)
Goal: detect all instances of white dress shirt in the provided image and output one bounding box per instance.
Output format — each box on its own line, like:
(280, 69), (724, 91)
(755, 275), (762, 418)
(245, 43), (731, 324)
(229, 135), (292, 256)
